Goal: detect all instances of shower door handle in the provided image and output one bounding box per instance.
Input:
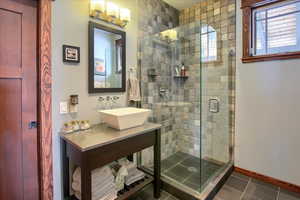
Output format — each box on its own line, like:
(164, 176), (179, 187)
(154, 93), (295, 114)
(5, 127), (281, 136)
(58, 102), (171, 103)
(209, 98), (219, 113)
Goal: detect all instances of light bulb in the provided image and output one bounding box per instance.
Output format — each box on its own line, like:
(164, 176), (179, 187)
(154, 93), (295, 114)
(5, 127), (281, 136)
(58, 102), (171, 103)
(91, 0), (105, 13)
(120, 8), (131, 22)
(106, 2), (119, 18)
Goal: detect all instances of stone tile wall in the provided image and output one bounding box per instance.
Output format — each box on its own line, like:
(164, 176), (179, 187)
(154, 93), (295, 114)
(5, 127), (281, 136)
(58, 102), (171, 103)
(137, 0), (181, 167)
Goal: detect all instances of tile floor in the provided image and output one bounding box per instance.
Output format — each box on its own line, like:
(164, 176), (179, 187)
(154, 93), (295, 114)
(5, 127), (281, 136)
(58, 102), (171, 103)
(128, 184), (178, 200)
(214, 172), (300, 200)
(161, 152), (223, 192)
(130, 172), (300, 200)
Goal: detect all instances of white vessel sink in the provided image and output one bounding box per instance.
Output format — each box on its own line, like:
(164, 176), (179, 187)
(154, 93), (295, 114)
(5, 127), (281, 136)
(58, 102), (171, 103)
(98, 107), (151, 130)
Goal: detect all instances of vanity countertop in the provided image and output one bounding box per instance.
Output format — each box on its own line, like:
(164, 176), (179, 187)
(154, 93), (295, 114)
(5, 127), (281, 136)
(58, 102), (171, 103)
(60, 123), (161, 152)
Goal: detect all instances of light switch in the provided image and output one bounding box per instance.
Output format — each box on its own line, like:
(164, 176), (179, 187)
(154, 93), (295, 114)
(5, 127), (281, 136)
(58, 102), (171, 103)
(60, 101), (69, 114)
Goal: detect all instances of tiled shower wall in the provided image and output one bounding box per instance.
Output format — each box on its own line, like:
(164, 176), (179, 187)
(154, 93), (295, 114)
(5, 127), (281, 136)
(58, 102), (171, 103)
(137, 0), (179, 38)
(137, 0), (181, 165)
(179, 0), (236, 163)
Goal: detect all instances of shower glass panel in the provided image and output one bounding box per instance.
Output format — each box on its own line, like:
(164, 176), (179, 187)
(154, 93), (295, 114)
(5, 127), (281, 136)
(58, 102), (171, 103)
(138, 10), (235, 197)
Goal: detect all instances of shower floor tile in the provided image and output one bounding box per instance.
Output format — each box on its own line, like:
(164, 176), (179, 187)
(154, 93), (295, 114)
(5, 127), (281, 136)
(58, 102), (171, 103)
(161, 151), (223, 192)
(128, 184), (179, 200)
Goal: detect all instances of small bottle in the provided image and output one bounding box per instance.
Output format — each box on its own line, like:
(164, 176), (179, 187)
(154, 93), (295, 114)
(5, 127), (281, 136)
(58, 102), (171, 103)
(180, 63), (186, 77)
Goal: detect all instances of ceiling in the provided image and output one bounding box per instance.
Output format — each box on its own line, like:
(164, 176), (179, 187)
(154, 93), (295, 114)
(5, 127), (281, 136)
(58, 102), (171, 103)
(162, 0), (202, 10)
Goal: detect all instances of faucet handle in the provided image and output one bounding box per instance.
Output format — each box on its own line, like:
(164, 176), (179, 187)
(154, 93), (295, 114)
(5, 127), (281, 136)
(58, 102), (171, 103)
(98, 96), (105, 102)
(113, 96), (120, 101)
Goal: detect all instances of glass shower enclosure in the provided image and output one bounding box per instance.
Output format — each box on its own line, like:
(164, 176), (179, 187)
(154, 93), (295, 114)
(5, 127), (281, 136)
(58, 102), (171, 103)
(137, 17), (235, 199)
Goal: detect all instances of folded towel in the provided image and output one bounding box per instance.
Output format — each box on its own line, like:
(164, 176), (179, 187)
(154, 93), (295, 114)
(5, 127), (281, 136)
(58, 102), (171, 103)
(118, 159), (136, 170)
(74, 191), (81, 200)
(125, 174), (145, 186)
(72, 176), (115, 193)
(99, 191), (118, 200)
(72, 166), (117, 200)
(127, 77), (141, 102)
(125, 169), (145, 186)
(92, 183), (117, 199)
(115, 166), (128, 192)
(73, 166), (114, 183)
(74, 187), (118, 200)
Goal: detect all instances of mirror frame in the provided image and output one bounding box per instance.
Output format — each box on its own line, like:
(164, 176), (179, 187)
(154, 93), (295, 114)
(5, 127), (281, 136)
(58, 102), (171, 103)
(88, 21), (126, 93)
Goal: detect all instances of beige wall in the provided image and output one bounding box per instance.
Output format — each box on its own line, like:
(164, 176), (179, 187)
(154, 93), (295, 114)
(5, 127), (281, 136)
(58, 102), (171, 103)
(235, 0), (300, 186)
(51, 0), (138, 199)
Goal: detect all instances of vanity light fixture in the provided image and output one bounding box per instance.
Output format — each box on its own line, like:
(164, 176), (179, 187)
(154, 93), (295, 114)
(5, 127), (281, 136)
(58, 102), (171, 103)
(90, 0), (131, 28)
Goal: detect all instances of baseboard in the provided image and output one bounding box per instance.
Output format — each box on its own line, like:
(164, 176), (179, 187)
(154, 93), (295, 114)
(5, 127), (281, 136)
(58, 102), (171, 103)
(234, 166), (300, 194)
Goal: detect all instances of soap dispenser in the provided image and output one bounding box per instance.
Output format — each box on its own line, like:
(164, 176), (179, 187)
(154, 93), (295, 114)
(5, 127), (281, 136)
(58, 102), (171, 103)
(180, 62), (186, 77)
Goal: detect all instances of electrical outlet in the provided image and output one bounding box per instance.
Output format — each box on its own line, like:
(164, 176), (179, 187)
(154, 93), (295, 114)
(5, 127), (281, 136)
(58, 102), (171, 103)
(60, 101), (69, 114)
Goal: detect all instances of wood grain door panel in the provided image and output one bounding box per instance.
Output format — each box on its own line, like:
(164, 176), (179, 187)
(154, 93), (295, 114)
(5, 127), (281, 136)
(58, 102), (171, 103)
(0, 79), (23, 200)
(0, 0), (38, 199)
(0, 8), (22, 77)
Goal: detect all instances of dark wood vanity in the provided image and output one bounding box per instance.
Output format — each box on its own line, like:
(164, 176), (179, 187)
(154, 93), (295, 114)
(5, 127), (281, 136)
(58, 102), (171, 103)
(61, 123), (161, 200)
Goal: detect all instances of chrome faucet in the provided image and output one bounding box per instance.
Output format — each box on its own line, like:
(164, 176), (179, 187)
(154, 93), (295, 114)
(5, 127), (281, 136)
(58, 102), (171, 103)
(159, 88), (169, 102)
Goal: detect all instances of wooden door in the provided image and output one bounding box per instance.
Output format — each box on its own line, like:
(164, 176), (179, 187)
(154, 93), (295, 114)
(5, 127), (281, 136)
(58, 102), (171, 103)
(0, 0), (39, 199)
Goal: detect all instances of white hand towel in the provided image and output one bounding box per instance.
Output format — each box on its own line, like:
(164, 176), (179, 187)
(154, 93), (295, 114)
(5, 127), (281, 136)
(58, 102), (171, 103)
(92, 183), (116, 199)
(127, 78), (141, 102)
(72, 166), (114, 183)
(72, 176), (115, 193)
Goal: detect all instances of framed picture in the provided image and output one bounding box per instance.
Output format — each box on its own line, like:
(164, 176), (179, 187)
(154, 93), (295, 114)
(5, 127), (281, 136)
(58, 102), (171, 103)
(94, 58), (106, 76)
(63, 45), (80, 63)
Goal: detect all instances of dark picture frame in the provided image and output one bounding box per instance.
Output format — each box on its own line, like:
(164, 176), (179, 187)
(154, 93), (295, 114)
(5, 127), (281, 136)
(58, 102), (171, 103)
(88, 21), (126, 93)
(63, 45), (80, 63)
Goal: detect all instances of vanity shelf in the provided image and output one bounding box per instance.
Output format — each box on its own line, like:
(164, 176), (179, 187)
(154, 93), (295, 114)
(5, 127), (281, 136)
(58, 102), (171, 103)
(117, 175), (154, 200)
(68, 176), (154, 200)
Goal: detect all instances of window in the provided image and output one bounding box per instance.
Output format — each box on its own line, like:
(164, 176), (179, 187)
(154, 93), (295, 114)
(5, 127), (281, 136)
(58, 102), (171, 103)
(201, 25), (217, 62)
(241, 0), (300, 62)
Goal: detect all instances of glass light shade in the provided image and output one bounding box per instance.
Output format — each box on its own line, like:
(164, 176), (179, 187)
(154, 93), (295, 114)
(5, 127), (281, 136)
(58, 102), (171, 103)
(120, 8), (131, 22)
(161, 30), (169, 38)
(106, 2), (119, 18)
(169, 30), (177, 40)
(91, 0), (105, 13)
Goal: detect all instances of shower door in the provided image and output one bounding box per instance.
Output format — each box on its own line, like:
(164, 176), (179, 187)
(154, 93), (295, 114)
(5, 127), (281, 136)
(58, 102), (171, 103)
(138, 19), (234, 197)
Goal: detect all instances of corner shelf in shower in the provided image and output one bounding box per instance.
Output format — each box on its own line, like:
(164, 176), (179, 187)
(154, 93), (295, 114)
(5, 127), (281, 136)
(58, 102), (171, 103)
(173, 76), (188, 80)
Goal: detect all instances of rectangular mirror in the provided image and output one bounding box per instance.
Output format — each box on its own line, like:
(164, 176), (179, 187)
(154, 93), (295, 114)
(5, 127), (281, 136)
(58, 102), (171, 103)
(89, 22), (126, 93)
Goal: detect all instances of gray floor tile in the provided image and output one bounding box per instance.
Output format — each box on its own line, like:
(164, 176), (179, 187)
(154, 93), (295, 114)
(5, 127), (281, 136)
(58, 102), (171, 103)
(225, 175), (249, 192)
(183, 180), (200, 191)
(184, 172), (201, 185)
(181, 157), (201, 169)
(174, 151), (190, 160)
(278, 189), (300, 200)
(242, 179), (278, 200)
(215, 185), (243, 200)
(252, 179), (278, 191)
(164, 170), (187, 182)
(162, 159), (177, 172)
(166, 195), (179, 200)
(168, 164), (193, 179)
(232, 172), (250, 181)
(129, 185), (171, 200)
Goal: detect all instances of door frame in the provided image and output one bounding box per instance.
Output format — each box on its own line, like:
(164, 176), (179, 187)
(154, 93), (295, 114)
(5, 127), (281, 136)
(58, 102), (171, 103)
(38, 0), (53, 200)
